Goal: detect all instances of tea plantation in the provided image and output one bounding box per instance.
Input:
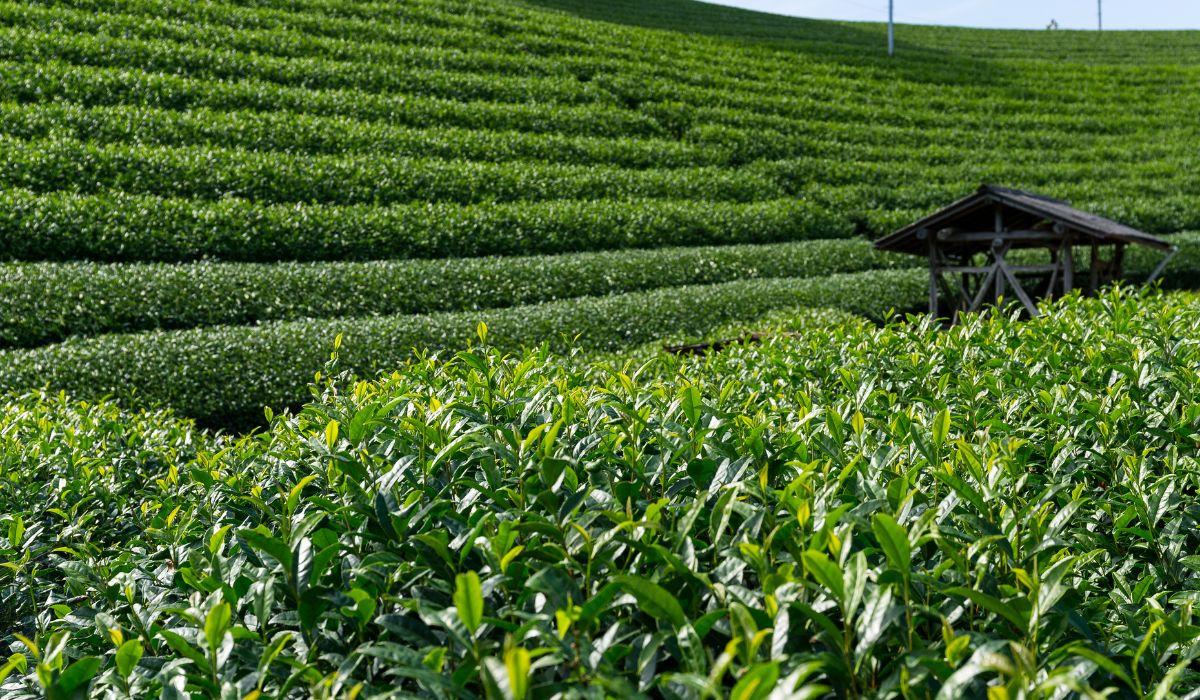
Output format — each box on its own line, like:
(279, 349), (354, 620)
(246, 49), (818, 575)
(4, 0), (1200, 696)
(4, 289), (1200, 697)
(1, 0), (1200, 426)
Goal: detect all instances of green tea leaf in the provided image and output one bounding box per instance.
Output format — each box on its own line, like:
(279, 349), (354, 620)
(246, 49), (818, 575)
(454, 571), (484, 635)
(731, 661), (780, 700)
(871, 513), (911, 573)
(205, 602), (231, 653)
(504, 646), (530, 700)
(115, 640), (142, 680)
(615, 575), (687, 629)
(802, 550), (844, 604)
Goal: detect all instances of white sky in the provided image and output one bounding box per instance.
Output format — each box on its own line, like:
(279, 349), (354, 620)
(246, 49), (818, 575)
(701, 0), (1200, 29)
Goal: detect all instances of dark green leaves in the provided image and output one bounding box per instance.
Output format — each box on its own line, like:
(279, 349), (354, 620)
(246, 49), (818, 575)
(615, 575), (687, 629)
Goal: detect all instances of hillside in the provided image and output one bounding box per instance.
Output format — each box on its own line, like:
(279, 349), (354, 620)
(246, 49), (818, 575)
(1, 0), (1198, 426)
(5, 2), (1200, 695)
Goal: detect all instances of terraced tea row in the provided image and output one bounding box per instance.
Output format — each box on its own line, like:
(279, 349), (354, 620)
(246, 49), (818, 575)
(7, 101), (1196, 170)
(0, 191), (841, 262)
(0, 240), (917, 347)
(0, 269), (926, 426)
(7, 235), (1199, 350)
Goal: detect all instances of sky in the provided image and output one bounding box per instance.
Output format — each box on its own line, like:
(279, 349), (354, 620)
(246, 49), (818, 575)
(701, 1), (1200, 29)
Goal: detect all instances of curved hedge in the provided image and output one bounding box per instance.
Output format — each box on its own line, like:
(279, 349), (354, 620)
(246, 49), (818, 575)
(0, 269), (926, 426)
(0, 136), (780, 205)
(0, 190), (848, 262)
(0, 239), (917, 347)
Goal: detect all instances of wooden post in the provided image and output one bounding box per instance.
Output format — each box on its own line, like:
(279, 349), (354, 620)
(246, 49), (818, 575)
(992, 238), (1005, 306)
(1062, 234), (1074, 295)
(921, 229), (937, 316)
(1044, 246), (1060, 297)
(1088, 240), (1101, 293)
(1113, 243), (1126, 280)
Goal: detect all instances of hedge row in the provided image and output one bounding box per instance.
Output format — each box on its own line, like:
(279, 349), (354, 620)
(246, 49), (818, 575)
(0, 190), (849, 262)
(6, 101), (1191, 176)
(1, 133), (1192, 230)
(0, 27), (613, 107)
(7, 6), (1188, 135)
(0, 239), (916, 347)
(0, 61), (665, 138)
(0, 269), (927, 426)
(0, 102), (718, 169)
(6, 233), (1194, 349)
(0, 136), (780, 205)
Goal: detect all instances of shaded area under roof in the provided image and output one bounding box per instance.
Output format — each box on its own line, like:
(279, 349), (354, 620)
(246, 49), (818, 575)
(874, 184), (1173, 255)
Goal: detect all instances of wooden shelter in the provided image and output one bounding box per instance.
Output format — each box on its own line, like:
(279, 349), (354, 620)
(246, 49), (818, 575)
(874, 184), (1177, 319)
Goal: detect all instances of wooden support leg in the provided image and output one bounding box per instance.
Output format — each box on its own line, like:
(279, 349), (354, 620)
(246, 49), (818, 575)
(969, 261), (1001, 312)
(1044, 246), (1060, 297)
(927, 239), (938, 317)
(1062, 238), (1074, 295)
(1088, 240), (1101, 293)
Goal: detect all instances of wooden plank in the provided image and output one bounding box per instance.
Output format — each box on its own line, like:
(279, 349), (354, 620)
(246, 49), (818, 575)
(1145, 246), (1178, 285)
(968, 262), (1001, 312)
(1043, 249), (1060, 297)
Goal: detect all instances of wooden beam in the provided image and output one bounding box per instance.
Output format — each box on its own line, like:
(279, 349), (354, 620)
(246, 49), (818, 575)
(1113, 243), (1126, 280)
(992, 239), (1005, 305)
(942, 230), (1061, 243)
(937, 264), (1060, 274)
(997, 255), (1040, 317)
(1043, 244), (1060, 297)
(1145, 246), (1178, 285)
(968, 262), (1001, 312)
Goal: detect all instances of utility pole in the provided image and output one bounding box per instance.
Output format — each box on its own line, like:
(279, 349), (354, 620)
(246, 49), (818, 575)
(888, 0), (894, 56)
(1098, 0), (1102, 30)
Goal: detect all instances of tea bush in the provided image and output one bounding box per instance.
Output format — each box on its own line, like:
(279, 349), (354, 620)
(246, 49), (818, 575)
(3, 288), (1199, 697)
(0, 269), (926, 426)
(0, 239), (916, 347)
(0, 190), (847, 263)
(4, 234), (1197, 349)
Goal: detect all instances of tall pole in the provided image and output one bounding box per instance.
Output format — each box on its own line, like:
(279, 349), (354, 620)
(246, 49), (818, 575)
(1098, 0), (1102, 30)
(888, 0), (894, 56)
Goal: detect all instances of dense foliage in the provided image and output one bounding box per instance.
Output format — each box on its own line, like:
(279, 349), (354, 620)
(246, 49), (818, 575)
(3, 289), (1200, 698)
